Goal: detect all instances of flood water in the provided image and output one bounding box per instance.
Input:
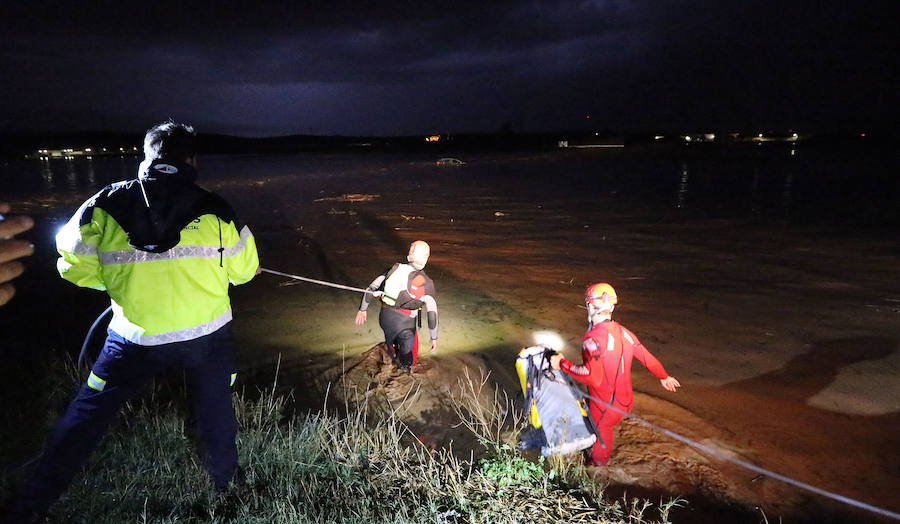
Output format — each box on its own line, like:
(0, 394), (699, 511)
(2, 143), (899, 523)
(2, 142), (898, 230)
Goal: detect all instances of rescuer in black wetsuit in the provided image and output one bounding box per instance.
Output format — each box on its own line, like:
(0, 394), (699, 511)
(355, 240), (438, 370)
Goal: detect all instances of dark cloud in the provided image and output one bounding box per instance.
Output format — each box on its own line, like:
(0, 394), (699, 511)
(1, 1), (896, 135)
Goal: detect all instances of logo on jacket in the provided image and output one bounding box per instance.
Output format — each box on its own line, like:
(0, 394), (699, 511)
(153, 164), (179, 174)
(409, 274), (426, 299)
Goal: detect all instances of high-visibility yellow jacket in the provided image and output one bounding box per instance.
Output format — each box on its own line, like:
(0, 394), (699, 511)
(56, 165), (259, 345)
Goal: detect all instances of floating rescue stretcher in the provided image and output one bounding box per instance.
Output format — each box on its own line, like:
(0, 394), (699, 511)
(515, 345), (601, 456)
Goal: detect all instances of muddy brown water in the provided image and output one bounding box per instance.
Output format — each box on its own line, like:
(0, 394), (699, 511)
(2, 148), (898, 522)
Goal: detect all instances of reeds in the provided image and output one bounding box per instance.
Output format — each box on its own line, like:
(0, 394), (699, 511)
(2, 366), (682, 523)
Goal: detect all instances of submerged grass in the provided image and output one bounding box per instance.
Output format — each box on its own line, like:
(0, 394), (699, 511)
(1, 365), (682, 523)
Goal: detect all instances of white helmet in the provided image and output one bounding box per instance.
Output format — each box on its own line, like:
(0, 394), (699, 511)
(407, 240), (430, 269)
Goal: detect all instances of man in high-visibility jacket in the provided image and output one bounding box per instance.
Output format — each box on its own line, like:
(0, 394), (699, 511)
(550, 283), (681, 466)
(8, 121), (259, 520)
(355, 240), (438, 370)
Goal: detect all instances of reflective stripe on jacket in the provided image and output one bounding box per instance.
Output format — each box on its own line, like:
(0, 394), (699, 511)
(56, 182), (259, 345)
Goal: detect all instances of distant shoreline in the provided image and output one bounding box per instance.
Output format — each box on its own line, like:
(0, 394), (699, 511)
(1, 129), (891, 160)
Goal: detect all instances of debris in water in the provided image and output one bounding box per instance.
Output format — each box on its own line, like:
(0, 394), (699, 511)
(315, 193), (380, 203)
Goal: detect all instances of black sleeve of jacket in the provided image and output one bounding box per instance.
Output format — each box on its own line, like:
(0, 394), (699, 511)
(423, 275), (438, 338)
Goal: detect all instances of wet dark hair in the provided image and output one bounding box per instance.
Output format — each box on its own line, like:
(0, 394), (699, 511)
(142, 120), (197, 162)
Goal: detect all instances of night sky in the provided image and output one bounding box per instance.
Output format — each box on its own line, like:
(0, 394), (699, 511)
(1, 1), (896, 137)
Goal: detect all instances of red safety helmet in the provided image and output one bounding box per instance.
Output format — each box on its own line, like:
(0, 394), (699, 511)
(585, 283), (617, 307)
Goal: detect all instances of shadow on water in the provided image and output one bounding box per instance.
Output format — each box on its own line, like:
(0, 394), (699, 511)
(725, 336), (897, 402)
(690, 337), (900, 523)
(253, 222), (357, 285)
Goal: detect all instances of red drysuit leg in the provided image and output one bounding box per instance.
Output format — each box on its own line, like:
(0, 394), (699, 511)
(411, 331), (419, 365)
(589, 403), (624, 466)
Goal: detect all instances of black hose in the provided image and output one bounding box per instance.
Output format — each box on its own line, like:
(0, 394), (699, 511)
(77, 306), (113, 369)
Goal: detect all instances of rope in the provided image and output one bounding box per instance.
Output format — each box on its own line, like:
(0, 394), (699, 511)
(65, 269), (898, 520)
(260, 267), (379, 295)
(570, 387), (900, 521)
(78, 305), (113, 369)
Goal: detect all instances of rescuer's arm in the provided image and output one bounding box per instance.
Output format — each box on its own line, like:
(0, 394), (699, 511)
(628, 328), (680, 391)
(630, 340), (667, 379)
(423, 278), (438, 352)
(660, 376), (681, 392)
(356, 274), (385, 325)
(223, 223), (259, 285)
(56, 198), (106, 290)
(552, 353), (602, 388)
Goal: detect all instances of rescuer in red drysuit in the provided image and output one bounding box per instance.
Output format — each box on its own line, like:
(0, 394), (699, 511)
(550, 283), (681, 466)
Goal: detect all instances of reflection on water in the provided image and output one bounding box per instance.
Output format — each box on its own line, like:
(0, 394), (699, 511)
(64, 157), (78, 191)
(749, 167), (759, 217)
(676, 162), (689, 213)
(781, 173), (794, 221)
(40, 157), (54, 191)
(2, 146), (897, 228)
(85, 157), (96, 187)
(118, 156), (133, 180)
(4, 156), (141, 198)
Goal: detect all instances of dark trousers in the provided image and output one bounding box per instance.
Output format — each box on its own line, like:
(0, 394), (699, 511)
(378, 307), (419, 367)
(11, 325), (237, 516)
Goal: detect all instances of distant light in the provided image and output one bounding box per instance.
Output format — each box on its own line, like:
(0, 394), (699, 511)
(654, 135), (664, 140)
(84, 148), (92, 152)
(684, 136), (692, 142)
(533, 330), (565, 351)
(860, 132), (866, 137)
(792, 133), (798, 138)
(790, 149), (796, 156)
(758, 133), (764, 138)
(425, 135), (441, 142)
(585, 115), (591, 119)
(594, 132), (599, 136)
(133, 146), (138, 151)
(704, 133), (715, 141)
(119, 147), (124, 151)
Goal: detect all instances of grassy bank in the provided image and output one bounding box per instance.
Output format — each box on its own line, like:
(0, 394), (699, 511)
(1, 366), (681, 523)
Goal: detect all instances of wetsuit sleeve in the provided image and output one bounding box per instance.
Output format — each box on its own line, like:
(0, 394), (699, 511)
(625, 328), (668, 379)
(56, 194), (106, 290)
(224, 223), (259, 285)
(559, 354), (603, 389)
(359, 274), (385, 311)
(423, 277), (437, 339)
